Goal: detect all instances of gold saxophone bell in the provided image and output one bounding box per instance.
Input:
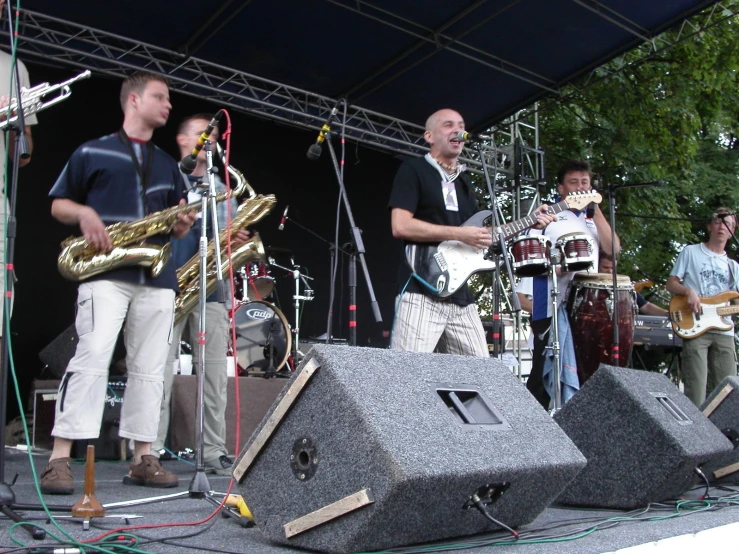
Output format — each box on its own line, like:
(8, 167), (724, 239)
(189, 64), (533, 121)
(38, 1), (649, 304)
(174, 233), (268, 327)
(174, 194), (277, 325)
(57, 151), (260, 282)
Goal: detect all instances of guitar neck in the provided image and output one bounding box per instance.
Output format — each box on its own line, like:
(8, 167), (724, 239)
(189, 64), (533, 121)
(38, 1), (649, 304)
(495, 200), (572, 241)
(717, 305), (739, 317)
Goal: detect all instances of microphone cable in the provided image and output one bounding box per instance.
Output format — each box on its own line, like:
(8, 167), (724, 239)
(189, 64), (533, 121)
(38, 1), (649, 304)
(217, 109), (244, 456)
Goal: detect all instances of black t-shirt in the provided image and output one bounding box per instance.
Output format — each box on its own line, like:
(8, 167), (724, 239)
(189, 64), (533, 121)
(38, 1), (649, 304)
(388, 156), (480, 306)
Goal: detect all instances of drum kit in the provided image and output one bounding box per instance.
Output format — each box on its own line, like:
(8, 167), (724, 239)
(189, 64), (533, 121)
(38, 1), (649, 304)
(229, 248), (314, 377)
(510, 232), (636, 393)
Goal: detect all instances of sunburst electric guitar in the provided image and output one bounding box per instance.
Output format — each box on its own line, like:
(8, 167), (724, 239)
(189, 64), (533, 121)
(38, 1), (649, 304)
(405, 190), (602, 297)
(669, 291), (739, 339)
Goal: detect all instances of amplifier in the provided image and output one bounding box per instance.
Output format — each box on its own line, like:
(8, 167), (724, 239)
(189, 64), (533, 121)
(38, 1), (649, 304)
(633, 315), (682, 348)
(32, 379), (127, 460)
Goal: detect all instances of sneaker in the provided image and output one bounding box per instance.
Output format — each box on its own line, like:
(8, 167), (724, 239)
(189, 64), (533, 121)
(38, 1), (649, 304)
(204, 454), (233, 476)
(155, 449), (173, 461)
(122, 455), (179, 488)
(39, 457), (74, 495)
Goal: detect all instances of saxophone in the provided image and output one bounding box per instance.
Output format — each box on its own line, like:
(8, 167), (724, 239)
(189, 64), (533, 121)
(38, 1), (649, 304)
(57, 146), (255, 282)
(173, 195), (277, 326)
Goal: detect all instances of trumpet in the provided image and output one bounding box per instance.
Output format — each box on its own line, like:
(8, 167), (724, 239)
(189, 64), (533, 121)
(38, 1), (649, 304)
(0, 69), (91, 130)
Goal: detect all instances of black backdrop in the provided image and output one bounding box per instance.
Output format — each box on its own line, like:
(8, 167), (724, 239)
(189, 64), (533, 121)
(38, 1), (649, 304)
(8, 64), (404, 418)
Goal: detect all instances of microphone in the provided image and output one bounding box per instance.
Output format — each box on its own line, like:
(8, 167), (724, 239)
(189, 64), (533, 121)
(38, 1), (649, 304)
(179, 110), (223, 175)
(453, 130), (492, 143)
(633, 265), (658, 281)
(278, 205), (289, 231)
(586, 202), (595, 218)
(306, 102), (340, 160)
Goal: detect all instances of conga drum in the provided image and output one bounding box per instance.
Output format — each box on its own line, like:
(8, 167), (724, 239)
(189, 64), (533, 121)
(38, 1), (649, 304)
(566, 273), (636, 385)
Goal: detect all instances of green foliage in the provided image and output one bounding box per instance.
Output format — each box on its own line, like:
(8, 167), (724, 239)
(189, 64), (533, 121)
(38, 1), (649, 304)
(472, 8), (739, 339)
(535, 14), (739, 282)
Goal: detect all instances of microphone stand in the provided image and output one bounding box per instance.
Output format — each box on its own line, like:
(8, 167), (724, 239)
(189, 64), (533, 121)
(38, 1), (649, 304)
(323, 132), (382, 342)
(343, 241), (358, 346)
(268, 255), (314, 366)
(473, 142), (520, 357)
(547, 250), (564, 414)
(722, 217), (739, 250)
(0, 2), (50, 540)
(605, 180), (661, 368)
(188, 141), (223, 498)
(277, 215), (343, 354)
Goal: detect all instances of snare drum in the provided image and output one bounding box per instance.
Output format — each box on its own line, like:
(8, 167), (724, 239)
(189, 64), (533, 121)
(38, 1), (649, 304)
(510, 235), (551, 277)
(555, 232), (596, 272)
(242, 261), (275, 301)
(232, 300), (292, 374)
(566, 273), (636, 385)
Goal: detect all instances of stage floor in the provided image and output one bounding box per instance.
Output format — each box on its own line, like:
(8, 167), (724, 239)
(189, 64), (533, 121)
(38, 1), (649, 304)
(0, 447), (738, 554)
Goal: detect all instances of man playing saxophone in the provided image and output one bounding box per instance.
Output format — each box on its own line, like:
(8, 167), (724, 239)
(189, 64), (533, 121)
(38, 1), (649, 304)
(152, 113), (250, 475)
(40, 71), (196, 494)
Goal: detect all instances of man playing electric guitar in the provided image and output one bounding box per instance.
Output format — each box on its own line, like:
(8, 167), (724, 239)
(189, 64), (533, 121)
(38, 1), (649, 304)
(388, 108), (556, 355)
(666, 208), (739, 406)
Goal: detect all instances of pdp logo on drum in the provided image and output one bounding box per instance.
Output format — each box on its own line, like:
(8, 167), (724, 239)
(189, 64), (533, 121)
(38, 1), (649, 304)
(245, 307), (275, 321)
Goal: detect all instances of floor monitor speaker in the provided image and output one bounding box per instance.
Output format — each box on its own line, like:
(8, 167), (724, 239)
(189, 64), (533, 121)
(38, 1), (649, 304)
(700, 376), (739, 483)
(233, 345), (586, 553)
(554, 365), (732, 508)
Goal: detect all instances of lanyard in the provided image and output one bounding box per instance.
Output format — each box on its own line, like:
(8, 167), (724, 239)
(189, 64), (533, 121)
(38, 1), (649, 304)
(117, 129), (155, 213)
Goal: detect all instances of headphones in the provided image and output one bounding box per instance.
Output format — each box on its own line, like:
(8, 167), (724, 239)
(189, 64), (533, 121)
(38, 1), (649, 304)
(711, 212), (736, 221)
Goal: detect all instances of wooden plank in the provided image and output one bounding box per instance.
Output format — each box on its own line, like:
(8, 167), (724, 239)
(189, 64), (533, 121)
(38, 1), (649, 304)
(232, 358), (319, 482)
(702, 383), (734, 418)
(713, 462), (739, 480)
(284, 489), (374, 539)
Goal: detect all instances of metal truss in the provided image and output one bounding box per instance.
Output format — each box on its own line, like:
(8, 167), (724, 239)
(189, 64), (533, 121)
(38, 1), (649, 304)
(2, 2), (729, 179)
(0, 8), (551, 178)
(1, 10), (439, 160)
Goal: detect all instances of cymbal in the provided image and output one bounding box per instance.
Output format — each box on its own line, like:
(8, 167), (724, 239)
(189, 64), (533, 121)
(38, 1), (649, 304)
(266, 246), (293, 256)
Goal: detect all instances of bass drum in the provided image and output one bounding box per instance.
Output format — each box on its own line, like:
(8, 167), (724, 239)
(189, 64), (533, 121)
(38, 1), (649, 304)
(233, 300), (292, 374)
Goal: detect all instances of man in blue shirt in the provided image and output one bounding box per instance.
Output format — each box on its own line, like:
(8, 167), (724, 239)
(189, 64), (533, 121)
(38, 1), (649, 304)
(41, 72), (196, 494)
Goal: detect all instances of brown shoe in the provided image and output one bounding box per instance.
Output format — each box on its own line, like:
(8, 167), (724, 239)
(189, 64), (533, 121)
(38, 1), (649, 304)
(122, 455), (178, 488)
(39, 457), (74, 495)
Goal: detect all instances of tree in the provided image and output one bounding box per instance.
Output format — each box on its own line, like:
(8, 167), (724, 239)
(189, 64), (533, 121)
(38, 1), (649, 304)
(471, 9), (739, 371)
(536, 14), (739, 280)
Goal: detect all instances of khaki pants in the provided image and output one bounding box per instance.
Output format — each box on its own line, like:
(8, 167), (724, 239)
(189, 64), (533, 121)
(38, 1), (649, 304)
(681, 332), (737, 406)
(52, 280), (175, 442)
(154, 301), (230, 461)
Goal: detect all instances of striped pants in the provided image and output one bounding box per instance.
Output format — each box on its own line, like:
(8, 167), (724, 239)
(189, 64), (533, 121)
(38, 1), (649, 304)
(391, 292), (488, 357)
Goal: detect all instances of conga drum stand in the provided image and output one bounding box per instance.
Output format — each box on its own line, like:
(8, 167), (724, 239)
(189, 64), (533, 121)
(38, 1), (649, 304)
(547, 252), (564, 414)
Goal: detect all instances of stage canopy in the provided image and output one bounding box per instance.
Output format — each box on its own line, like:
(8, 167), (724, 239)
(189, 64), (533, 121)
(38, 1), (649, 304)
(8, 0), (728, 159)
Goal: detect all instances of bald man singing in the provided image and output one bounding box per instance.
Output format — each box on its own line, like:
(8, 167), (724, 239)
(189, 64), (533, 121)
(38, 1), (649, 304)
(388, 108), (554, 355)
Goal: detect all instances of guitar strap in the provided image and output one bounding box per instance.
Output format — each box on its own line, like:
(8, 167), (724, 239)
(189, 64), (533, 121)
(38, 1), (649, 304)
(404, 244), (440, 294)
(729, 257), (737, 292)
